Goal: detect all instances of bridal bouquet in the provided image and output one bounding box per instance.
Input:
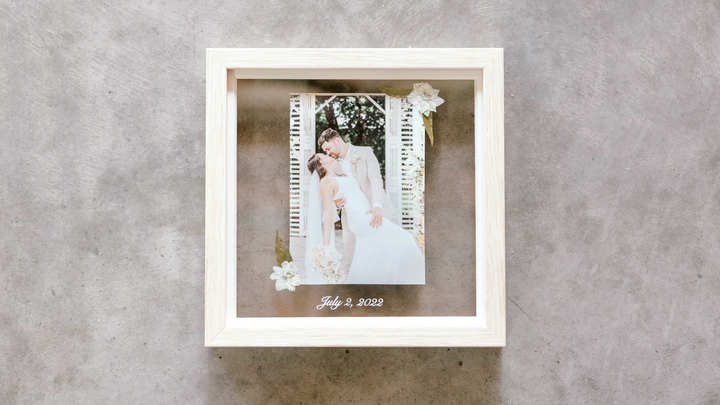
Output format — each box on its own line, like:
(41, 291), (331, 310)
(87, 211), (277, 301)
(310, 245), (344, 284)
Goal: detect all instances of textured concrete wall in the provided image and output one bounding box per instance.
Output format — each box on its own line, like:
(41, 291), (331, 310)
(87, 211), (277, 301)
(2, 0), (719, 403)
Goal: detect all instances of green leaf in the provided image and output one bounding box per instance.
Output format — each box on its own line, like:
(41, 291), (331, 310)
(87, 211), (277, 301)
(422, 112), (434, 146)
(275, 230), (293, 267)
(378, 87), (412, 98)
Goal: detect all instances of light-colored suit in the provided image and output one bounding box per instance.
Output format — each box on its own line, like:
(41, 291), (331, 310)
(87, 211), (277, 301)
(333, 145), (394, 272)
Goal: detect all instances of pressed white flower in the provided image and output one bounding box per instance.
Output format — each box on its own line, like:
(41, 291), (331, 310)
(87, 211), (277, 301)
(270, 261), (301, 292)
(407, 82), (445, 117)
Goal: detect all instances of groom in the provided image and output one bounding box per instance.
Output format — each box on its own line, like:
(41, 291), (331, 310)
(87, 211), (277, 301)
(317, 128), (395, 271)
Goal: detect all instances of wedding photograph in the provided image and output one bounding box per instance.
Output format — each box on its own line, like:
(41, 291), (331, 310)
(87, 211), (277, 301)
(288, 93), (427, 285)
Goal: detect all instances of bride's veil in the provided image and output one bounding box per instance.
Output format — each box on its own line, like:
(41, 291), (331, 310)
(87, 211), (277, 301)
(304, 171), (337, 284)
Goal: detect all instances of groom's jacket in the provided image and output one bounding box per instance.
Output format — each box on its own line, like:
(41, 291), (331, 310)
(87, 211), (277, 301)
(333, 145), (395, 219)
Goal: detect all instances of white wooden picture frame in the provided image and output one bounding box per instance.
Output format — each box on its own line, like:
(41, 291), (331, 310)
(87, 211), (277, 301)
(206, 48), (505, 347)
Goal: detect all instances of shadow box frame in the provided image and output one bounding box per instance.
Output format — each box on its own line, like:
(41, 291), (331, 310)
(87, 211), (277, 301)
(205, 48), (505, 347)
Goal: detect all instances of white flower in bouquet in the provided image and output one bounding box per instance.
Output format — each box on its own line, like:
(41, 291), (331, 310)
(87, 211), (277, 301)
(270, 261), (301, 292)
(310, 245), (344, 284)
(407, 82), (445, 117)
(309, 245), (326, 269)
(326, 272), (342, 284)
(323, 266), (336, 277)
(325, 247), (340, 262)
(314, 247), (326, 261)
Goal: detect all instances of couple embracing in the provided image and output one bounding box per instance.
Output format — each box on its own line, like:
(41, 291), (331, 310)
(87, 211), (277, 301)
(304, 129), (425, 285)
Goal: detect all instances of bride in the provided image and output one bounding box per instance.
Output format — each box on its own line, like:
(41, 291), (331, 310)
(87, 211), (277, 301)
(305, 153), (425, 285)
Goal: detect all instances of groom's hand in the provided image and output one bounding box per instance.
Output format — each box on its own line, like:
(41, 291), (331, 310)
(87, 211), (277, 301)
(366, 207), (383, 228)
(334, 198), (346, 209)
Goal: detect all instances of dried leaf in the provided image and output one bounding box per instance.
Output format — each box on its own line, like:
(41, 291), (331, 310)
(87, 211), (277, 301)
(275, 230), (293, 267)
(378, 87), (412, 98)
(422, 112), (434, 146)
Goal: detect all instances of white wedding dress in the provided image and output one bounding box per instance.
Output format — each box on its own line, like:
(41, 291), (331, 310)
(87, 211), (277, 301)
(328, 176), (425, 284)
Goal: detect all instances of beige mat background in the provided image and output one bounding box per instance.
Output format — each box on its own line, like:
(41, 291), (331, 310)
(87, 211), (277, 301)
(236, 79), (475, 317)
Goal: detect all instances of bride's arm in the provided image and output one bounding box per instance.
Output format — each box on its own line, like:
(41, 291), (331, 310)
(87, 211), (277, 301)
(319, 179), (336, 246)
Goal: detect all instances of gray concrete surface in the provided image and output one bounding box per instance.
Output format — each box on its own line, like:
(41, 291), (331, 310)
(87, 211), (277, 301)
(2, 0), (719, 403)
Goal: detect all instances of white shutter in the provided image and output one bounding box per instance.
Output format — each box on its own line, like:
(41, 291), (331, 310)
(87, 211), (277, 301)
(299, 94), (316, 237)
(384, 96), (403, 225)
(399, 99), (423, 231)
(289, 96), (302, 236)
(410, 104), (426, 156)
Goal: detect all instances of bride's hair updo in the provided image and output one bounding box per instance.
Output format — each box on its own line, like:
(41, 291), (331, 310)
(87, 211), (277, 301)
(307, 154), (327, 179)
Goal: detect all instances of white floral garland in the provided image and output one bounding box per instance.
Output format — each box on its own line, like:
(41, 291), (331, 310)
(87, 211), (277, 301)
(405, 154), (425, 247)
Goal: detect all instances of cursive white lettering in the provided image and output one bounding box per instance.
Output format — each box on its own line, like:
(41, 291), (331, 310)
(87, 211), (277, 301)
(316, 296), (343, 310)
